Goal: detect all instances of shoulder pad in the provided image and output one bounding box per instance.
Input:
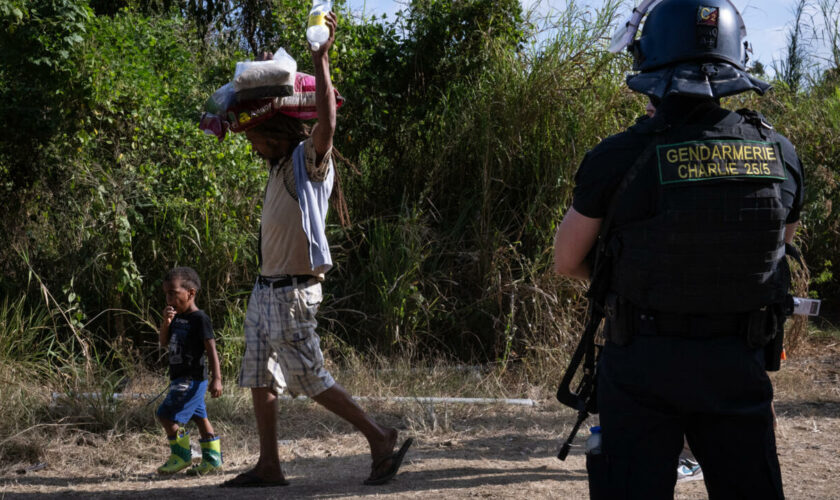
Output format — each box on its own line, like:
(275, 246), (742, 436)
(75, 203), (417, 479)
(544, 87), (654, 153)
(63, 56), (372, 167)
(628, 114), (669, 135)
(736, 108), (774, 130)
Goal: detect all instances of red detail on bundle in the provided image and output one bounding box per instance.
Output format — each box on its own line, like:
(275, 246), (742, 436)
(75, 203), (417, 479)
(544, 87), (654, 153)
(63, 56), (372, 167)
(199, 112), (230, 142)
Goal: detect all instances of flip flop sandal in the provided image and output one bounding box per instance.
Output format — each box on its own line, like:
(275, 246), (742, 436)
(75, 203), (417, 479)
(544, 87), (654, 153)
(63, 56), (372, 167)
(364, 437), (414, 486)
(219, 471), (290, 488)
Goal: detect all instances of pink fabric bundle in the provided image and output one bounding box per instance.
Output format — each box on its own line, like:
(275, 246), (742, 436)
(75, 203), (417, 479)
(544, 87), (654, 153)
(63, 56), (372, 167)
(276, 72), (345, 120)
(200, 72), (344, 142)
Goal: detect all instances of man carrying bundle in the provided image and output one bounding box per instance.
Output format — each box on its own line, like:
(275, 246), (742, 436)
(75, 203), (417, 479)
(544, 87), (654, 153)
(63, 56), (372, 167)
(204, 11), (412, 488)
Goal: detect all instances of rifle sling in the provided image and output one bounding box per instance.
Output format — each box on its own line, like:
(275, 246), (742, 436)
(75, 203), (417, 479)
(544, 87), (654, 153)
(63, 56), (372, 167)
(557, 126), (670, 412)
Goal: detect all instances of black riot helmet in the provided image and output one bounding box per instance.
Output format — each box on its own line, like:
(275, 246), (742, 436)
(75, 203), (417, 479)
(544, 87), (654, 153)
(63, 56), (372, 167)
(622, 0), (769, 99)
(631, 0), (747, 71)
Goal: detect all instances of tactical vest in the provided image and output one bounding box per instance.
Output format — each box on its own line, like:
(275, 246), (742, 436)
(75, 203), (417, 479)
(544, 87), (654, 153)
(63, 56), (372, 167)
(609, 110), (791, 314)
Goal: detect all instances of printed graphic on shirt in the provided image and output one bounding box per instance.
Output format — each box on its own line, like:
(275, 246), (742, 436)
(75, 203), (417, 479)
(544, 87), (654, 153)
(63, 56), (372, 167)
(657, 140), (786, 185)
(168, 317), (193, 368)
(166, 310), (212, 381)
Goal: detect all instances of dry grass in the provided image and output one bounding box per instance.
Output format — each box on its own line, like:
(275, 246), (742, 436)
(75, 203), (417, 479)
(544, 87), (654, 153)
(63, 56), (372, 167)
(325, 350), (547, 401)
(1, 327), (838, 498)
(772, 323), (840, 404)
(784, 252), (813, 355)
(1, 384), (838, 498)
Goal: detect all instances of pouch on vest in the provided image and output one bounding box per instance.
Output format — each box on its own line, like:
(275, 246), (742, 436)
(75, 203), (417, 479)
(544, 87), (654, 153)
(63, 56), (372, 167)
(604, 293), (634, 346)
(745, 306), (776, 349)
(760, 251), (795, 370)
(763, 301), (787, 371)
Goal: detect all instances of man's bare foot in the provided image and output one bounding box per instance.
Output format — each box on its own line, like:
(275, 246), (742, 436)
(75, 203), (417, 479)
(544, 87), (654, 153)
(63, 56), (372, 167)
(370, 427), (398, 468)
(242, 462), (287, 483)
(219, 464), (289, 488)
(365, 431), (414, 485)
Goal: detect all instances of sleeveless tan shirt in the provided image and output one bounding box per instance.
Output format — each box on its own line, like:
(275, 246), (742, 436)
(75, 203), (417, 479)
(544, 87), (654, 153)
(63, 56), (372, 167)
(260, 138), (331, 278)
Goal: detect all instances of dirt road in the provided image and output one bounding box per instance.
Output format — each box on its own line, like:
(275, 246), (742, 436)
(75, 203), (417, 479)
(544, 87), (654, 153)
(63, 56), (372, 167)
(1, 338), (838, 499)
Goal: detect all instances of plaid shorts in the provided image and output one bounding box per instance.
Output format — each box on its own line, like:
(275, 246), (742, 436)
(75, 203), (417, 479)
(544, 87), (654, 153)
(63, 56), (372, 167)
(238, 278), (335, 397)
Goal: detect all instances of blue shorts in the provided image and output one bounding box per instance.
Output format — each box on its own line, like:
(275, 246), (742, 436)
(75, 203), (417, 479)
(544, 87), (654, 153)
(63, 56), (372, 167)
(156, 378), (208, 424)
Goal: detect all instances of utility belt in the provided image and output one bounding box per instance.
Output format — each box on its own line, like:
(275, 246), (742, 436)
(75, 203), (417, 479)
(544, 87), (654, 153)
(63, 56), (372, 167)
(604, 293), (784, 351)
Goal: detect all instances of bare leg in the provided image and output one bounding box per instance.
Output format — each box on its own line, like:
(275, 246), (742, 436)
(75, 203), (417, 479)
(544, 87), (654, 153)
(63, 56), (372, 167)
(312, 383), (398, 470)
(192, 417), (215, 440)
(244, 387), (286, 482)
(158, 417), (180, 439)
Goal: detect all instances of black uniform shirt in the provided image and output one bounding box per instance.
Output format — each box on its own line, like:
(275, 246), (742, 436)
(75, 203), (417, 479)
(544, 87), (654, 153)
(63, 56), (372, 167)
(572, 97), (805, 227)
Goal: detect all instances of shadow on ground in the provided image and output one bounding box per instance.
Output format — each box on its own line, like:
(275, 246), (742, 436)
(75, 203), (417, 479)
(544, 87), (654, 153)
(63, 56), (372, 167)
(774, 400), (840, 419)
(0, 432), (585, 498)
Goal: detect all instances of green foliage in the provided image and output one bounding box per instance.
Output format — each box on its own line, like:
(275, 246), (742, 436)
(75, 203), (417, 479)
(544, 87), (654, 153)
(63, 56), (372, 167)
(776, 0), (808, 93)
(398, 0), (525, 93)
(0, 0), (27, 23)
(213, 296), (247, 377)
(335, 0), (531, 219)
(2, 10), (264, 361)
(327, 210), (441, 355)
(72, 13), (264, 344)
(0, 296), (52, 368)
(88, 0), (178, 17)
(327, 1), (634, 362)
(0, 0), (92, 196)
(0, 0), (838, 396)
(172, 0), (321, 57)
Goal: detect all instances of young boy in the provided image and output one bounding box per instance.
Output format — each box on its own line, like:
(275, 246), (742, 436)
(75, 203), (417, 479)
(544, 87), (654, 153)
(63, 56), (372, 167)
(156, 266), (223, 476)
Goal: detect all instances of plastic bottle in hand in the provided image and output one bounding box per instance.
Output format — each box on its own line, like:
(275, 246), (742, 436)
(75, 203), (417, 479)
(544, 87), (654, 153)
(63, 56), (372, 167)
(306, 0), (332, 51)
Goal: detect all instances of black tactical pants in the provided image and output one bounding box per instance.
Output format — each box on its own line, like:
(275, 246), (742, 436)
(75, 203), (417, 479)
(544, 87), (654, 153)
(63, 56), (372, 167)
(588, 334), (784, 500)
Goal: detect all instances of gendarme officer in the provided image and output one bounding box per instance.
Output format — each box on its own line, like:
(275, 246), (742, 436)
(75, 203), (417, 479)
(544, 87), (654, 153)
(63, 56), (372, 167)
(553, 0), (804, 498)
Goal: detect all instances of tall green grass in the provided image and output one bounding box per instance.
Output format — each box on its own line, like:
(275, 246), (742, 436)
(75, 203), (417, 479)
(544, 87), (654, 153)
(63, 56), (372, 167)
(326, 1), (638, 367)
(0, 296), (53, 370)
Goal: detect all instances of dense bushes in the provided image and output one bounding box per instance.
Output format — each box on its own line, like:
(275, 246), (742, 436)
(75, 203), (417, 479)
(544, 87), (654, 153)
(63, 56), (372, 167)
(0, 0), (838, 382)
(1, 6), (263, 372)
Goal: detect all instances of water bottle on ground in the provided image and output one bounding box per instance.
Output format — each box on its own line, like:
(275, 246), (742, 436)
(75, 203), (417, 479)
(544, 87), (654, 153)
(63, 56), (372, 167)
(585, 426), (602, 455)
(306, 0), (332, 51)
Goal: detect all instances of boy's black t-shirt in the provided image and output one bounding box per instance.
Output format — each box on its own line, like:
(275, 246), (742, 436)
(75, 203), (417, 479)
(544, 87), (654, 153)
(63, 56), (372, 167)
(167, 309), (214, 381)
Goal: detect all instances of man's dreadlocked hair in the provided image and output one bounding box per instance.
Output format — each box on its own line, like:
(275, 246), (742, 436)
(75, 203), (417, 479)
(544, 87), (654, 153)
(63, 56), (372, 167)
(252, 112), (311, 156)
(252, 112), (354, 227)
